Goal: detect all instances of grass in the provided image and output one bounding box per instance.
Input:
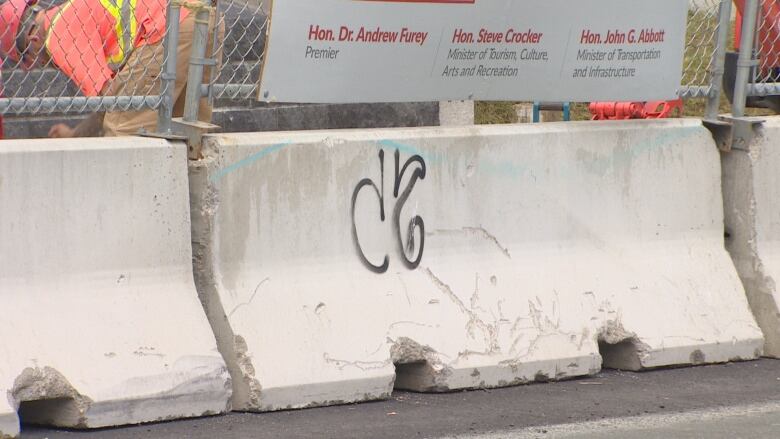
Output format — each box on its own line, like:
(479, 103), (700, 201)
(474, 13), (776, 125)
(474, 101), (518, 124)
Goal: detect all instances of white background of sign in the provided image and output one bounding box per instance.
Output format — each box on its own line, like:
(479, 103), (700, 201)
(259, 0), (687, 103)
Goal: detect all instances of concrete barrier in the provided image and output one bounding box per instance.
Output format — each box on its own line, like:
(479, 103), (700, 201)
(191, 120), (763, 412)
(722, 117), (780, 357)
(0, 138), (230, 437)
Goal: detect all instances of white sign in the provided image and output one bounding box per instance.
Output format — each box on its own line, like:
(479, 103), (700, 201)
(259, 0), (687, 103)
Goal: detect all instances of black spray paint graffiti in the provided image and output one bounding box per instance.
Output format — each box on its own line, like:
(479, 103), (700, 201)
(351, 149), (427, 273)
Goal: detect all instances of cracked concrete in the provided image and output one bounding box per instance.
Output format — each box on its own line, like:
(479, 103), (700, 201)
(596, 320), (648, 371)
(228, 278), (271, 317)
(10, 367), (92, 428)
(721, 118), (780, 358)
(390, 337), (439, 364)
(233, 336), (263, 409)
(191, 121), (763, 413)
(0, 137), (231, 437)
(423, 268), (500, 354)
(323, 354), (392, 371)
(431, 227), (511, 259)
(389, 337), (452, 391)
(190, 156), (261, 412)
(462, 227), (512, 259)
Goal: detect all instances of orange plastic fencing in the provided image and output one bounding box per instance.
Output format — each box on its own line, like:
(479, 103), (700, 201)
(589, 99), (684, 120)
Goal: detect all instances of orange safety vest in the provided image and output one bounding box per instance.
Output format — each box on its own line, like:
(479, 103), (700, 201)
(42, 0), (190, 96)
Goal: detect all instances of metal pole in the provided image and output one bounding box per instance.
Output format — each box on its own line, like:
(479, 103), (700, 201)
(183, 1), (212, 123)
(206, 0), (222, 104)
(157, 1), (181, 134)
(733, 0), (760, 117)
(706, 0), (733, 119)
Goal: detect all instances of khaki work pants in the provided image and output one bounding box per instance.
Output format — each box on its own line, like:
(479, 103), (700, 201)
(103, 13), (220, 136)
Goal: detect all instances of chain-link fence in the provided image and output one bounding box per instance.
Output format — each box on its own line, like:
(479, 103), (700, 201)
(744, 0), (780, 95)
(2, 0), (779, 131)
(679, 0), (724, 100)
(0, 0), (264, 120)
(208, 0), (266, 102)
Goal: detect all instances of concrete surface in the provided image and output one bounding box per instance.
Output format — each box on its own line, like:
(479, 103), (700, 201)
(18, 359), (780, 439)
(438, 101), (474, 126)
(722, 117), (780, 357)
(0, 138), (231, 437)
(190, 120), (762, 413)
(465, 402), (780, 438)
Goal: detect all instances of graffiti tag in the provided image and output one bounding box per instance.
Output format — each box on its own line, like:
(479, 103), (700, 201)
(351, 149), (427, 273)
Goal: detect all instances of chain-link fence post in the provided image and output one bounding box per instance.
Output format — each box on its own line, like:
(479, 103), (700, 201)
(157, 1), (182, 134)
(170, 0), (219, 158)
(207, 0), (223, 104)
(183, 0), (213, 123)
(706, 0), (734, 119)
(733, 0), (761, 117)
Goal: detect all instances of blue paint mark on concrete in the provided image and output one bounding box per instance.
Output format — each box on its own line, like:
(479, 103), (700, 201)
(208, 125), (699, 184)
(479, 159), (529, 179)
(378, 139), (440, 164)
(210, 142), (291, 183)
(572, 125), (702, 177)
(630, 126), (700, 155)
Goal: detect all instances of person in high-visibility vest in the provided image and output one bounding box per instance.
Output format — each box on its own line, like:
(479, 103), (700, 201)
(0, 0), (218, 137)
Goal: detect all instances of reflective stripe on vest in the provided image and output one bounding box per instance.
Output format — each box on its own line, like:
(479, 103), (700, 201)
(98, 0), (138, 70)
(44, 1), (72, 52)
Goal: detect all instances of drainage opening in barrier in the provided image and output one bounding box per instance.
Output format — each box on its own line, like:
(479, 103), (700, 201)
(11, 366), (92, 429)
(390, 336), (451, 392)
(393, 361), (449, 393)
(598, 339), (642, 371)
(18, 397), (86, 428)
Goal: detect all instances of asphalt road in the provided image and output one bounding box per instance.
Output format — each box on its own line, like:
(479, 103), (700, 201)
(20, 359), (780, 439)
(453, 402), (780, 438)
